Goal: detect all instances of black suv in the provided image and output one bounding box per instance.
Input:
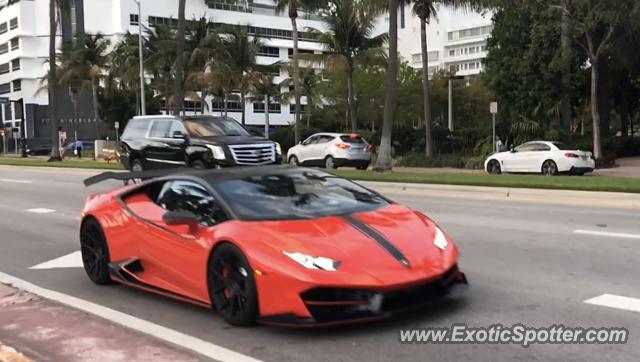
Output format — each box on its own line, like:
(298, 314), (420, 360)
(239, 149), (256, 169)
(119, 115), (282, 171)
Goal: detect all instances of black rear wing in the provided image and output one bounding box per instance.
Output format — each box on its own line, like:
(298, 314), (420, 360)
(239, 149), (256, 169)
(83, 169), (190, 187)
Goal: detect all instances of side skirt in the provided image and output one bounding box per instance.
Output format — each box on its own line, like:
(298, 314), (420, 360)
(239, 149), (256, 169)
(108, 258), (211, 309)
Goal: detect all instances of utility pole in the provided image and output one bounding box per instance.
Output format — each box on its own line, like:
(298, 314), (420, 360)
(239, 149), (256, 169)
(490, 101), (498, 152)
(135, 0), (146, 115)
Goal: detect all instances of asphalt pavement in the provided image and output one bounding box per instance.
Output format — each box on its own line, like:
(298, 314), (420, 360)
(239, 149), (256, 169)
(0, 165), (639, 362)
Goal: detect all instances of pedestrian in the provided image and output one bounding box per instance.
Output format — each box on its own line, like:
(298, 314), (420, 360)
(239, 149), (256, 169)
(74, 140), (84, 159)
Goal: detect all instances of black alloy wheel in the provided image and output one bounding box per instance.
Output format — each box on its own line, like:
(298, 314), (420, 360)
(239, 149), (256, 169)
(487, 160), (501, 175)
(80, 218), (113, 285)
(209, 244), (258, 326)
(542, 160), (558, 176)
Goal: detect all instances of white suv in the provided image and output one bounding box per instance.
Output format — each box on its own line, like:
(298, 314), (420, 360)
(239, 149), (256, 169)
(287, 133), (372, 170)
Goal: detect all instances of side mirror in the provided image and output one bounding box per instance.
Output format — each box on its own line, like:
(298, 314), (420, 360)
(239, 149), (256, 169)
(298, 141), (303, 145)
(510, 148), (516, 153)
(172, 131), (186, 140)
(163, 210), (199, 232)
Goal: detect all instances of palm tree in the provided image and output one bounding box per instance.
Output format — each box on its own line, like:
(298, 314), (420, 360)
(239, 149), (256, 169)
(280, 66), (320, 127)
(374, 0), (400, 172)
(185, 17), (219, 114)
(111, 33), (144, 114)
(316, 0), (386, 131)
(76, 33), (110, 138)
(48, 0), (62, 161)
(251, 71), (282, 139)
(146, 25), (177, 112)
(274, 0), (328, 143)
(220, 26), (262, 125)
(173, 0), (187, 115)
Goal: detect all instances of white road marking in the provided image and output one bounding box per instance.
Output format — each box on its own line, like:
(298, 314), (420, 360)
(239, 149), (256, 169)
(27, 208), (57, 214)
(573, 229), (640, 240)
(0, 271), (262, 362)
(0, 178), (32, 184)
(584, 294), (640, 314)
(29, 251), (83, 270)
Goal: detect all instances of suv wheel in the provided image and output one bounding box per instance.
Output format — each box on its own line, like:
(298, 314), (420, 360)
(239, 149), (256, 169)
(289, 155), (299, 166)
(192, 160), (206, 169)
(325, 156), (337, 169)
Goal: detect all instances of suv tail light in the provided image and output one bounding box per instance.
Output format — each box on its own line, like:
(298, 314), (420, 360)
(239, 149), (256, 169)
(564, 152), (579, 158)
(336, 143), (350, 150)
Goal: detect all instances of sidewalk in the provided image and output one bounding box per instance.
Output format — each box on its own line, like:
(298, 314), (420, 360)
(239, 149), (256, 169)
(0, 284), (201, 362)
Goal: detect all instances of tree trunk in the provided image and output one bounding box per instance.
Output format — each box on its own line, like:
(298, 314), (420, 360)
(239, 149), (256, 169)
(620, 77), (629, 137)
(590, 57), (602, 160)
(373, 0), (398, 172)
(291, 12), (302, 143)
(346, 59), (357, 132)
(164, 77), (169, 113)
(264, 93), (270, 139)
(135, 85), (140, 116)
(420, 17), (433, 157)
(173, 0), (186, 116)
(48, 0), (61, 161)
(92, 79), (101, 139)
(241, 91), (246, 125)
(201, 85), (206, 115)
(598, 60), (609, 137)
(561, 10), (572, 140)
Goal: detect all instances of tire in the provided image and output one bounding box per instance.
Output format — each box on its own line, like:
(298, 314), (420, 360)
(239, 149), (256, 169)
(541, 160), (558, 176)
(192, 160), (206, 169)
(288, 155), (299, 166)
(80, 218), (113, 285)
(324, 156), (337, 169)
(124, 158), (144, 185)
(208, 243), (259, 327)
(487, 159), (501, 175)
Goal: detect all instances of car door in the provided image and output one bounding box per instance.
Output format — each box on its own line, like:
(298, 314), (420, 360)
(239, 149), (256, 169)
(521, 142), (551, 172)
(310, 135), (335, 161)
(145, 120), (188, 168)
(504, 143), (536, 172)
(134, 180), (229, 303)
(297, 135), (320, 165)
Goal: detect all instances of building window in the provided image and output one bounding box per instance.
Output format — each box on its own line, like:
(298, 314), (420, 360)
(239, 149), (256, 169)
(0, 23), (7, 35)
(130, 14), (139, 26)
(12, 79), (20, 92)
(207, 0), (252, 12)
(10, 38), (18, 51)
(183, 100), (201, 112)
(0, 63), (9, 75)
(9, 18), (17, 30)
(0, 83), (8, 95)
(253, 103), (281, 114)
(411, 53), (421, 63)
(288, 48), (314, 59)
(449, 49), (455, 57)
(11, 59), (19, 71)
(289, 104), (306, 114)
(3, 104), (12, 121)
(258, 46), (279, 58)
(211, 101), (242, 112)
(0, 43), (8, 55)
(427, 50), (439, 61)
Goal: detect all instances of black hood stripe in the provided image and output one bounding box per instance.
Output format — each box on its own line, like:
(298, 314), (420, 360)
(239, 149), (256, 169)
(342, 214), (411, 269)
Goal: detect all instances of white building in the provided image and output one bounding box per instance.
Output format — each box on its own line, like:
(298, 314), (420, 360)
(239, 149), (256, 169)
(398, 5), (493, 78)
(0, 0), (330, 148)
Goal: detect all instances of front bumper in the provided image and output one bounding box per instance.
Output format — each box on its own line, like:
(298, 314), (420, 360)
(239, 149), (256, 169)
(258, 265), (468, 327)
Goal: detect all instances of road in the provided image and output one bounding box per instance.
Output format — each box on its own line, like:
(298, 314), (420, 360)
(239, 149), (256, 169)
(0, 166), (639, 361)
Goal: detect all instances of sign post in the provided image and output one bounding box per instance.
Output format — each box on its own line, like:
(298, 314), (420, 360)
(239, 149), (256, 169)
(490, 102), (498, 153)
(114, 121), (120, 145)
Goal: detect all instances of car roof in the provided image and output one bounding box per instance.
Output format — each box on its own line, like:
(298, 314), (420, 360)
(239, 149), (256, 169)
(131, 115), (233, 122)
(310, 132), (362, 138)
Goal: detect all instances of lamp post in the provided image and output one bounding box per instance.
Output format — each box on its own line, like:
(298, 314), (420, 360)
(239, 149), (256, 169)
(134, 0), (146, 115)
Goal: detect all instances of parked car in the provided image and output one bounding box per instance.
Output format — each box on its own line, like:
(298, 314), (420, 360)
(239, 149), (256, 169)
(287, 133), (372, 170)
(484, 141), (595, 176)
(119, 115), (282, 171)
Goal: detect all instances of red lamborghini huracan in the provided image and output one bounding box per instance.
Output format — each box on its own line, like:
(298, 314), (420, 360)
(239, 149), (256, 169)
(81, 166), (467, 327)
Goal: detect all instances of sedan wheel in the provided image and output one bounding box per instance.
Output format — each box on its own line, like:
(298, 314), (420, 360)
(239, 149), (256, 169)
(325, 156), (337, 169)
(209, 244), (258, 326)
(289, 156), (299, 166)
(542, 160), (558, 176)
(487, 160), (501, 175)
(80, 219), (113, 285)
(125, 159), (144, 185)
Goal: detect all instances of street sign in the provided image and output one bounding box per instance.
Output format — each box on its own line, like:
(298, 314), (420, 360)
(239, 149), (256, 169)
(490, 101), (498, 114)
(0, 97), (9, 105)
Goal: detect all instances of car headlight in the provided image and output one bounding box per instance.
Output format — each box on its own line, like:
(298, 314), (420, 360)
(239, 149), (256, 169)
(434, 226), (448, 251)
(206, 145), (226, 160)
(275, 142), (282, 156)
(283, 251), (340, 271)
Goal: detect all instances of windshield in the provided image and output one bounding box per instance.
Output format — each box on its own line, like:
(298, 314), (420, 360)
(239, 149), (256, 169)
(214, 171), (389, 221)
(183, 117), (251, 137)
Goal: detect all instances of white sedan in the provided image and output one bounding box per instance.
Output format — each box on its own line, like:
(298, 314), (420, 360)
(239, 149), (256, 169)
(484, 141), (595, 176)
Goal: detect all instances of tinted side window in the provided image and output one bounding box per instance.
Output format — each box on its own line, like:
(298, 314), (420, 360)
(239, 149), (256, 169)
(156, 181), (227, 226)
(149, 120), (172, 138)
(516, 143), (536, 152)
(318, 136), (335, 144)
(303, 136), (319, 145)
(122, 119), (151, 138)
